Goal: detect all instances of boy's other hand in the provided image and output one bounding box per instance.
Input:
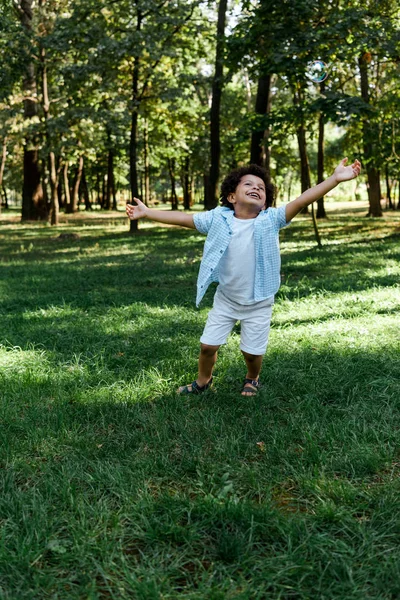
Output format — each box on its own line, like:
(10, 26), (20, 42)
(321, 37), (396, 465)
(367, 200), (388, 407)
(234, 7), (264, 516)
(334, 158), (361, 183)
(126, 197), (148, 220)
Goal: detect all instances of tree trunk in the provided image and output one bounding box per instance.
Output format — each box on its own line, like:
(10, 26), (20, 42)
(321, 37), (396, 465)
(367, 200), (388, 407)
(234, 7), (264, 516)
(250, 74), (272, 181)
(112, 169), (117, 210)
(129, 73), (140, 230)
(182, 156), (192, 210)
(18, 0), (46, 221)
(168, 158), (179, 210)
(0, 137), (6, 215)
(57, 179), (63, 209)
(292, 84), (309, 214)
(105, 148), (113, 210)
(293, 82), (322, 248)
(2, 185), (8, 209)
(144, 118), (150, 206)
(129, 8), (142, 233)
(40, 37), (59, 226)
(101, 173), (106, 209)
(81, 167), (91, 210)
(68, 156), (84, 213)
(205, 0), (228, 210)
(296, 125), (311, 193)
(63, 162), (71, 208)
(316, 81), (327, 218)
(48, 152), (59, 225)
(358, 53), (382, 217)
(385, 164), (393, 209)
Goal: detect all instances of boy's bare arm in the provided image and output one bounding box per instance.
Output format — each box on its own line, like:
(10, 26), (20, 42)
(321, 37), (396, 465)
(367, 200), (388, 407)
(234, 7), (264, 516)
(126, 197), (195, 229)
(285, 158), (361, 222)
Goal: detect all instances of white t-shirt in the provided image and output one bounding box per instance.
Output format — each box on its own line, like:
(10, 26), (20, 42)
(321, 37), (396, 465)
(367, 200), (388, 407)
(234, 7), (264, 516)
(219, 216), (257, 304)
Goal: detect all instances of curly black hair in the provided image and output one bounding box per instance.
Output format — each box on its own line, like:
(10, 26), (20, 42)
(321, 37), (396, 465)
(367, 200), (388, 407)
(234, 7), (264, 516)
(220, 164), (275, 210)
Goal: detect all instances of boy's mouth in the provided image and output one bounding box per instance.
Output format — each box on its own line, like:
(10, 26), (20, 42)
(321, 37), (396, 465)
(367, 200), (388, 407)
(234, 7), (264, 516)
(247, 192), (261, 199)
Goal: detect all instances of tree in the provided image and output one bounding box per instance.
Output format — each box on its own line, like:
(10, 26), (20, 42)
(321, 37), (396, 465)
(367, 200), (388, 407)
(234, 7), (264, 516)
(205, 0), (228, 210)
(13, 0), (47, 220)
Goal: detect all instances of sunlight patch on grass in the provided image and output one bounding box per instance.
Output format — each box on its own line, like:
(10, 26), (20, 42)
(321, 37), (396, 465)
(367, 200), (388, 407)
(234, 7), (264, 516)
(274, 286), (400, 326)
(0, 344), (49, 373)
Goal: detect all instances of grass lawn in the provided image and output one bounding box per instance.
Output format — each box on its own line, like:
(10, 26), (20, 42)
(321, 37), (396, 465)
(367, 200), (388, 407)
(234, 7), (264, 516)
(0, 203), (399, 599)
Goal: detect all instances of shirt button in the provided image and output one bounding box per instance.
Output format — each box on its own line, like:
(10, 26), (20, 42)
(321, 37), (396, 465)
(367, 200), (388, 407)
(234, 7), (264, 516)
(220, 249), (223, 253)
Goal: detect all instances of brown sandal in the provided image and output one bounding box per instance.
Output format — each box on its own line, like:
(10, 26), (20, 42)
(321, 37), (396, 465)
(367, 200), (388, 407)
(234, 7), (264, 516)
(241, 378), (260, 396)
(178, 377), (213, 395)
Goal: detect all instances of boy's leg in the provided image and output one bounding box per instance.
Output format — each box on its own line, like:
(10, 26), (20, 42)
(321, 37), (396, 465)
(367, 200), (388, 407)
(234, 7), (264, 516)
(198, 344), (220, 386)
(239, 298), (273, 396)
(178, 289), (236, 394)
(178, 344), (220, 393)
(241, 351), (263, 396)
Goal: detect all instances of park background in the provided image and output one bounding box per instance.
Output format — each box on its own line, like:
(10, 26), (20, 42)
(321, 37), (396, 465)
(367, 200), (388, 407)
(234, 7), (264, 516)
(1, 1), (400, 598)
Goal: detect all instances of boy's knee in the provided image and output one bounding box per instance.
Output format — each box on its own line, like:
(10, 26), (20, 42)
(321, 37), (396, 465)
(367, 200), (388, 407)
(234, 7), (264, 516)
(200, 343), (219, 356)
(242, 351), (263, 362)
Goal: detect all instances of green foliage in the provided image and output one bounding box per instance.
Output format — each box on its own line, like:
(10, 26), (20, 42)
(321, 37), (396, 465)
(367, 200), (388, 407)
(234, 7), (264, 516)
(1, 0), (400, 209)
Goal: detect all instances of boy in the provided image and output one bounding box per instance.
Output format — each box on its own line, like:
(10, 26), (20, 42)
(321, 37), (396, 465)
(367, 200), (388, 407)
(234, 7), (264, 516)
(126, 158), (361, 396)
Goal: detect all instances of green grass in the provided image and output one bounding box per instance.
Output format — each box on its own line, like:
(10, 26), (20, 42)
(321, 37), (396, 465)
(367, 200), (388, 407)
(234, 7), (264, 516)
(0, 206), (400, 599)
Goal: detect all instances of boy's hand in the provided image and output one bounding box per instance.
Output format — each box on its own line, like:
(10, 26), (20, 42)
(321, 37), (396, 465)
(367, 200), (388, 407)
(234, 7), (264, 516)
(334, 158), (361, 183)
(126, 197), (148, 220)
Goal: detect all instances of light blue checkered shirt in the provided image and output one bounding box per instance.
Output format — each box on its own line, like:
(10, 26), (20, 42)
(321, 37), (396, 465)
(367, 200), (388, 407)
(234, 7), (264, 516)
(193, 206), (290, 306)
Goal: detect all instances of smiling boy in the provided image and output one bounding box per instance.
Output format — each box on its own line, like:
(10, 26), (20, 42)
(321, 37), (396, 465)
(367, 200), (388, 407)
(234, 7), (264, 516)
(126, 158), (361, 396)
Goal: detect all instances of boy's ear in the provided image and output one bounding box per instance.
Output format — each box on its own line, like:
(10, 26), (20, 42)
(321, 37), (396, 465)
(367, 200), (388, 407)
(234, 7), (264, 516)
(228, 192), (236, 205)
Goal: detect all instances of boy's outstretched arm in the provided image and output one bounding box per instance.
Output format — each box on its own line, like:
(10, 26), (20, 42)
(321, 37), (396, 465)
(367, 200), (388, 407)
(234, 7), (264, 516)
(126, 197), (196, 229)
(285, 158), (361, 222)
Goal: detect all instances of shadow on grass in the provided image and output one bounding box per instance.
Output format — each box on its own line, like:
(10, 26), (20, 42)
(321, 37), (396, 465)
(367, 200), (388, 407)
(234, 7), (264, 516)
(0, 226), (399, 324)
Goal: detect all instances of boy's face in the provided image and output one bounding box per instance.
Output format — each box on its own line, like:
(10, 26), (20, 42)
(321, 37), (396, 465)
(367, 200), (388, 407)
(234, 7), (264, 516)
(228, 175), (267, 214)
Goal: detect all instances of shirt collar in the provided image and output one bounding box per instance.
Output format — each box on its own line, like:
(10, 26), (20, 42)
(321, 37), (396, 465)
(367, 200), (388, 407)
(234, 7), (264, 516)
(222, 208), (265, 227)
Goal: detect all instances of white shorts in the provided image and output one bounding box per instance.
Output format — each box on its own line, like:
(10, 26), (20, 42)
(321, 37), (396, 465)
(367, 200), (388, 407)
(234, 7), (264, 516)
(200, 287), (274, 355)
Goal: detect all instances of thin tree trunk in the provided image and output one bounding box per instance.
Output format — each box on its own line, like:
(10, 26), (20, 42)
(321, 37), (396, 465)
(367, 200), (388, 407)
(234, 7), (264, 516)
(105, 148), (113, 210)
(57, 178), (63, 209)
(48, 152), (59, 225)
(129, 5), (142, 233)
(112, 168), (117, 210)
(293, 82), (322, 248)
(129, 69), (140, 230)
(2, 185), (8, 209)
(316, 80), (327, 218)
(297, 126), (311, 193)
(205, 0), (228, 210)
(63, 162), (70, 209)
(250, 74), (272, 181)
(81, 167), (91, 210)
(96, 170), (101, 206)
(293, 84), (310, 214)
(144, 118), (150, 206)
(68, 156), (83, 213)
(358, 53), (382, 217)
(183, 156), (192, 210)
(168, 158), (179, 210)
(101, 173), (106, 209)
(0, 137), (7, 215)
(385, 164), (393, 209)
(40, 37), (59, 226)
